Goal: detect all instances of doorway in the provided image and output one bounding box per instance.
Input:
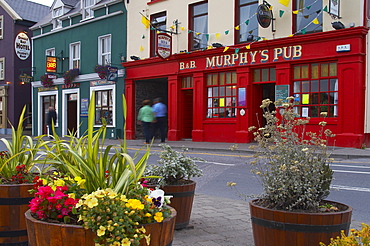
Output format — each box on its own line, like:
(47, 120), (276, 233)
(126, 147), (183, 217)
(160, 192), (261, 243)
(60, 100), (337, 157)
(253, 83), (275, 128)
(67, 93), (78, 134)
(181, 90), (193, 139)
(42, 95), (56, 134)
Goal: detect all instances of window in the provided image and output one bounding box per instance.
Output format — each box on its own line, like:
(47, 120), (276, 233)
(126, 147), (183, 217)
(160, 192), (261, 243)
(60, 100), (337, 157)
(293, 62), (338, 117)
(236, 0), (258, 43)
(0, 15), (3, 39)
(253, 68), (276, 82)
(190, 2), (208, 51)
(150, 12), (166, 57)
(98, 35), (111, 66)
(206, 72), (237, 118)
(83, 0), (95, 19)
(53, 7), (62, 18)
(53, 19), (62, 29)
(182, 77), (193, 89)
(45, 48), (55, 57)
(95, 89), (113, 125)
(294, 0), (323, 34)
(69, 42), (80, 69)
(0, 58), (4, 80)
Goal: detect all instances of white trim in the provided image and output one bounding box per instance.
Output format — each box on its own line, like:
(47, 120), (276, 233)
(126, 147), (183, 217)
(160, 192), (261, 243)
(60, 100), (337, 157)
(62, 88), (80, 137)
(45, 48), (55, 56)
(37, 90), (58, 136)
(98, 34), (111, 65)
(0, 15), (3, 39)
(69, 41), (81, 69)
(0, 0), (22, 20)
(89, 84), (116, 127)
(0, 57), (4, 80)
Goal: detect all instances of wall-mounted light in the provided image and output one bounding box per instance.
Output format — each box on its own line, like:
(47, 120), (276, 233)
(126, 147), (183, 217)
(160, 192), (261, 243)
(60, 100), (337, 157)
(20, 82), (25, 85)
(130, 55), (140, 61)
(6, 81), (10, 84)
(212, 43), (223, 48)
(332, 21), (345, 30)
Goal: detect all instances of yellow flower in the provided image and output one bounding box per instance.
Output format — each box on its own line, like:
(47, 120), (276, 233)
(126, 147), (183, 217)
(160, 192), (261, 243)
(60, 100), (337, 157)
(97, 226), (106, 236)
(54, 179), (65, 187)
(112, 242), (120, 246)
(105, 188), (117, 199)
(94, 189), (106, 198)
(138, 226), (146, 234)
(41, 179), (48, 185)
(154, 212), (164, 222)
(74, 176), (86, 186)
(120, 195), (127, 202)
(53, 171), (59, 176)
(144, 213), (152, 217)
(144, 234), (151, 245)
(126, 199), (144, 210)
(86, 197), (98, 208)
(121, 238), (131, 246)
(68, 193), (75, 199)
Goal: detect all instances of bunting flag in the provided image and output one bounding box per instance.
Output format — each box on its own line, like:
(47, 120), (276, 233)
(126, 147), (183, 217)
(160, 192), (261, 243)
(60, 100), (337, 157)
(304, 15), (309, 19)
(245, 20), (250, 25)
(188, 30), (192, 33)
(312, 18), (319, 24)
(301, 28), (306, 34)
(292, 10), (299, 14)
(196, 32), (201, 35)
(205, 34), (209, 40)
(141, 15), (150, 29)
(139, 45), (144, 51)
(207, 46), (212, 50)
(170, 25), (175, 29)
(223, 47), (230, 52)
(181, 26), (185, 31)
(142, 35), (145, 39)
(235, 26), (240, 30)
(288, 34), (294, 37)
(225, 30), (230, 35)
(279, 10), (284, 17)
(246, 45), (251, 49)
(269, 6), (273, 11)
(306, 5), (312, 10)
(215, 33), (220, 40)
(235, 48), (240, 54)
(279, 0), (290, 7)
(323, 6), (328, 12)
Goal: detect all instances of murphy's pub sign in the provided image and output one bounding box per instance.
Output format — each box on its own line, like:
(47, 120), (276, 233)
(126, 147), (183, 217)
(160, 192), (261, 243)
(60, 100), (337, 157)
(179, 45), (302, 70)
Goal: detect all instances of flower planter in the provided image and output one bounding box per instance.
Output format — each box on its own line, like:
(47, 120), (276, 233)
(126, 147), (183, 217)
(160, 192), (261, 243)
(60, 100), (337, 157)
(249, 199), (353, 246)
(25, 206), (177, 246)
(151, 181), (196, 230)
(0, 183), (34, 246)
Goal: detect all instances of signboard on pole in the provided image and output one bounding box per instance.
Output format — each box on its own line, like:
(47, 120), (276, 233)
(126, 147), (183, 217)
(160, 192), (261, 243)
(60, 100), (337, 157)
(156, 33), (172, 59)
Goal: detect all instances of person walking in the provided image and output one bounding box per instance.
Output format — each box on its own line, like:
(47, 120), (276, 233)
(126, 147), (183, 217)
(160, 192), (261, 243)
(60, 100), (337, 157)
(46, 106), (57, 138)
(151, 97), (167, 143)
(137, 99), (155, 144)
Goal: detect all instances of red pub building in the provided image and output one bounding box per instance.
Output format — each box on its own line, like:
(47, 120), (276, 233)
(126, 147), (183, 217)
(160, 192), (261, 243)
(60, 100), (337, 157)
(123, 26), (368, 148)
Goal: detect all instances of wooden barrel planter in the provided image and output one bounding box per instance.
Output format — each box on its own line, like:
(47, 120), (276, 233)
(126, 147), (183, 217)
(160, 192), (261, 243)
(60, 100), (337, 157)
(25, 206), (177, 246)
(249, 199), (353, 246)
(150, 181), (196, 230)
(0, 183), (34, 246)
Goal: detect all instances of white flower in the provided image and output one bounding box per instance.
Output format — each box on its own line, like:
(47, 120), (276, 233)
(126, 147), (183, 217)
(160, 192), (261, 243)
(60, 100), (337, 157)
(148, 189), (165, 208)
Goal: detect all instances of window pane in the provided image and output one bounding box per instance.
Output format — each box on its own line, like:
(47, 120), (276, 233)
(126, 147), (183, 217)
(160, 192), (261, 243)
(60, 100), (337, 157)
(321, 63), (329, 77)
(295, 0), (322, 33)
(270, 68), (276, 81)
(301, 65), (308, 78)
(294, 66), (301, 79)
(253, 69), (260, 81)
(311, 63), (318, 79)
(320, 93), (329, 104)
(311, 80), (319, 92)
(310, 106), (318, 117)
(294, 81), (300, 92)
(220, 73), (225, 85)
(262, 69), (269, 81)
(193, 2), (207, 15)
(320, 79), (328, 91)
(302, 81), (309, 92)
(330, 79), (337, 91)
(311, 93), (319, 104)
(330, 63), (337, 76)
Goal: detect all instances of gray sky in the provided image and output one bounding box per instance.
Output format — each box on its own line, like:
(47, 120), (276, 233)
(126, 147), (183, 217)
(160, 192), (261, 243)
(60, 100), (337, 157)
(29, 0), (53, 7)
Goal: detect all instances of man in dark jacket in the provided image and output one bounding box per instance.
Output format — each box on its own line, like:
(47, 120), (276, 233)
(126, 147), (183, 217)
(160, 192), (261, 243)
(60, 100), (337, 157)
(46, 106), (57, 138)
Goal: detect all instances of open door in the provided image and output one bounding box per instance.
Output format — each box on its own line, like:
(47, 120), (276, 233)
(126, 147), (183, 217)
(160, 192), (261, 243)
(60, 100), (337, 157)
(181, 90), (193, 139)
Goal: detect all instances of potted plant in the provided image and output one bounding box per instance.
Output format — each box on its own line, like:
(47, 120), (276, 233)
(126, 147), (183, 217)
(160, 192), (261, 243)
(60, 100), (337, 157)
(62, 68), (79, 86)
(0, 106), (51, 245)
(40, 74), (54, 87)
(94, 64), (109, 79)
(144, 144), (203, 229)
(229, 97), (352, 246)
(25, 94), (176, 246)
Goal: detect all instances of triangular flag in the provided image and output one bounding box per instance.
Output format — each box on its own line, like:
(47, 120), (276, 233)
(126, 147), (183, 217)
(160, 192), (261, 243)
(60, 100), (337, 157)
(196, 32), (201, 35)
(225, 30), (230, 35)
(316, 10), (321, 14)
(207, 46), (212, 50)
(257, 37), (261, 41)
(306, 5), (311, 10)
(150, 27), (155, 30)
(304, 15), (309, 19)
(245, 20), (250, 25)
(269, 6), (273, 11)
(223, 47), (230, 52)
(170, 25), (175, 29)
(181, 26), (185, 31)
(249, 30), (253, 34)
(188, 30), (192, 33)
(279, 0), (290, 7)
(323, 6), (328, 12)
(279, 10), (284, 17)
(139, 45), (144, 51)
(141, 15), (150, 29)
(288, 34), (294, 37)
(205, 34), (209, 40)
(235, 26), (240, 30)
(246, 45), (251, 49)
(156, 30), (160, 34)
(142, 35), (145, 39)
(312, 18), (319, 24)
(301, 28), (306, 34)
(235, 48), (240, 54)
(215, 33), (220, 40)
(292, 10), (299, 14)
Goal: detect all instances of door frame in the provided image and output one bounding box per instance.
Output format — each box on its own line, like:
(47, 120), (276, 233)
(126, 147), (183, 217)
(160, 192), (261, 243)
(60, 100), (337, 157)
(62, 89), (80, 137)
(37, 91), (58, 136)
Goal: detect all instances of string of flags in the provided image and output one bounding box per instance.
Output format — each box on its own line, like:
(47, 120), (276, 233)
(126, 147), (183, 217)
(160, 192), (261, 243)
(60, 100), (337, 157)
(139, 0), (329, 53)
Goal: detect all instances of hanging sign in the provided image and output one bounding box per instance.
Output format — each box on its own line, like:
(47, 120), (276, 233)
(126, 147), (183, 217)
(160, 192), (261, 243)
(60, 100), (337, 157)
(46, 56), (57, 73)
(329, 0), (340, 18)
(19, 73), (33, 83)
(156, 33), (172, 59)
(14, 32), (31, 60)
(257, 3), (273, 28)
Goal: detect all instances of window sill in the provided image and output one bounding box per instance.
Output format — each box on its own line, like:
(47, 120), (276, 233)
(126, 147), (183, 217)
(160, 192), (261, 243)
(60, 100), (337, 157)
(147, 0), (165, 5)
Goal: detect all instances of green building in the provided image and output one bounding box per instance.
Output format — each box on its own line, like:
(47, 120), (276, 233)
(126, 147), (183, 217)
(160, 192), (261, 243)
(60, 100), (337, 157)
(30, 0), (127, 138)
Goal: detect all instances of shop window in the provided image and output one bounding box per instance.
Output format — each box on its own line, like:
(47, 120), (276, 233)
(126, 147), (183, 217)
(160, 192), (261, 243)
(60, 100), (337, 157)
(0, 58), (4, 80)
(94, 89), (113, 125)
(293, 62), (338, 117)
(150, 12), (167, 57)
(0, 15), (3, 39)
(98, 34), (111, 66)
(236, 0), (258, 43)
(206, 72), (237, 118)
(293, 0), (323, 34)
(182, 77), (193, 89)
(69, 42), (80, 69)
(253, 68), (276, 82)
(189, 2), (208, 51)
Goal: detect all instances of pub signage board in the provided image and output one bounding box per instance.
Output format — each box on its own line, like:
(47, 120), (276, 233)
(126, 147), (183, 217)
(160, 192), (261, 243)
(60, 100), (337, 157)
(156, 33), (172, 59)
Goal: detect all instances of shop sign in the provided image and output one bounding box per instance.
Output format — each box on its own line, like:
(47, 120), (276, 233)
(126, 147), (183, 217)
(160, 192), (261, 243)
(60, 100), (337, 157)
(62, 83), (80, 89)
(156, 33), (172, 59)
(46, 56), (57, 73)
(329, 0), (340, 18)
(336, 44), (350, 52)
(38, 86), (58, 92)
(257, 3), (273, 28)
(80, 98), (88, 117)
(19, 73), (33, 83)
(90, 79), (115, 87)
(107, 66), (118, 82)
(14, 32), (31, 60)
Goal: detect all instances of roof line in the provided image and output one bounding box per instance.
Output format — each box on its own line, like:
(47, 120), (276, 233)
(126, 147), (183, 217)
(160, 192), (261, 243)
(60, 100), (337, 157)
(0, 0), (22, 20)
